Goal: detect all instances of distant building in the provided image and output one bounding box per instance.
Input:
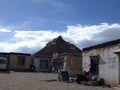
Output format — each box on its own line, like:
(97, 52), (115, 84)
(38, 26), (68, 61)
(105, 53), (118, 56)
(83, 39), (120, 86)
(9, 52), (31, 71)
(33, 36), (82, 74)
(0, 52), (31, 71)
(0, 53), (9, 70)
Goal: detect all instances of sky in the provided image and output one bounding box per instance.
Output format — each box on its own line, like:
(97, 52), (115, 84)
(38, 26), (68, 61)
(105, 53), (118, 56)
(0, 0), (120, 54)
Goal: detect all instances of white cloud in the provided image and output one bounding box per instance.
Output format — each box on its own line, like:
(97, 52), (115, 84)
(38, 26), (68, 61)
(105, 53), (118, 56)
(0, 42), (18, 52)
(14, 30), (60, 43)
(0, 23), (120, 53)
(65, 23), (120, 48)
(65, 23), (109, 42)
(12, 30), (60, 53)
(0, 28), (11, 32)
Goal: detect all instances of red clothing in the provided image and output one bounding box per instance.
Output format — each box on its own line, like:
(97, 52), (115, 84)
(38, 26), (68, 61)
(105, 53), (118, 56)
(84, 71), (90, 77)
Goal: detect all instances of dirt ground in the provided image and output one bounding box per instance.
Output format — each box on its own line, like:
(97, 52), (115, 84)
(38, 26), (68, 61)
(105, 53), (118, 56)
(0, 71), (117, 90)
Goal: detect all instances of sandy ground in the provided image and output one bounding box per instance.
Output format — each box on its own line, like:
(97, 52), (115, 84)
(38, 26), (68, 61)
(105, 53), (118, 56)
(0, 71), (117, 90)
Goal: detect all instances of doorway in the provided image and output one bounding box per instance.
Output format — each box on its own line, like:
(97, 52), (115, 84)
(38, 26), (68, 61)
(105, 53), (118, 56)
(113, 50), (120, 84)
(40, 60), (49, 70)
(90, 56), (99, 75)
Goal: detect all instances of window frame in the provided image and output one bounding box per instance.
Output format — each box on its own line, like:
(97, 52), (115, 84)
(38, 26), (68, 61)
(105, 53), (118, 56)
(18, 56), (26, 66)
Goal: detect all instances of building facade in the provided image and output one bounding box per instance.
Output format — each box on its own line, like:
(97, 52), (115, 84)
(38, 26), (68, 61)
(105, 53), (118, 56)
(0, 53), (9, 70)
(0, 52), (31, 71)
(83, 39), (120, 86)
(34, 55), (52, 72)
(9, 52), (31, 71)
(52, 53), (82, 75)
(33, 52), (82, 75)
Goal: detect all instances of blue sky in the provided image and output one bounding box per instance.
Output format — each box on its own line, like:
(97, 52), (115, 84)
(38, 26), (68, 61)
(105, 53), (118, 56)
(0, 0), (120, 54)
(0, 0), (120, 30)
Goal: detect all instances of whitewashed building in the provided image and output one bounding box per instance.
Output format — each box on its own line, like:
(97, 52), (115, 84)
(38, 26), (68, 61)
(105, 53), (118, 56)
(83, 39), (120, 86)
(34, 53), (82, 74)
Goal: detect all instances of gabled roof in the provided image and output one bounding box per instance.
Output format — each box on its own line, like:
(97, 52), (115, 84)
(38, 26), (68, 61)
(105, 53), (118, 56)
(33, 36), (82, 56)
(83, 39), (120, 51)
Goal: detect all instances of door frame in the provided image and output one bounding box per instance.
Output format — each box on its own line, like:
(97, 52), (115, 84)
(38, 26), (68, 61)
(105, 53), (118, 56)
(90, 55), (99, 76)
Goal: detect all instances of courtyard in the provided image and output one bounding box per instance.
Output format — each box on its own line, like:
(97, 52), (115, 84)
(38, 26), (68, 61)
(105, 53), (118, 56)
(0, 72), (117, 90)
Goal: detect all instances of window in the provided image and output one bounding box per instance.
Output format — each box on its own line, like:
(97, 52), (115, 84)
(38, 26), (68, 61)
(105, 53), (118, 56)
(18, 57), (26, 66)
(0, 59), (6, 64)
